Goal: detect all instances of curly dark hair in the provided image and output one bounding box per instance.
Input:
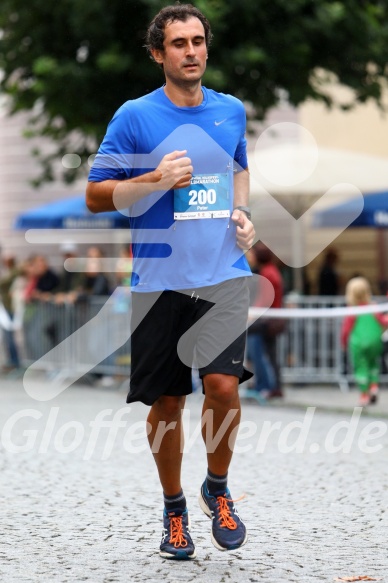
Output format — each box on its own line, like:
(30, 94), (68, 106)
(145, 3), (213, 56)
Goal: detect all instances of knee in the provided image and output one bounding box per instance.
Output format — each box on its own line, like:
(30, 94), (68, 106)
(203, 374), (239, 404)
(152, 395), (186, 421)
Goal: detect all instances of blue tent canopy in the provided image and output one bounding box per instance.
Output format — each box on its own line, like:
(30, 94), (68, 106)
(14, 195), (130, 229)
(313, 190), (388, 228)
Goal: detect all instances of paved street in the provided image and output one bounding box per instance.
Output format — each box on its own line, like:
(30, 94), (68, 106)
(1, 377), (388, 582)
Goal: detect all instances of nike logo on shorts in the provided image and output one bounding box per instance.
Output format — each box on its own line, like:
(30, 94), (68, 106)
(232, 359), (242, 364)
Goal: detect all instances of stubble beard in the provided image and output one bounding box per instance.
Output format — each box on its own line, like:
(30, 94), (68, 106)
(169, 64), (206, 92)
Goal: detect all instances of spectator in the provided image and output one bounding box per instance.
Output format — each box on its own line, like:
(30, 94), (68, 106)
(54, 241), (84, 304)
(23, 255), (60, 361)
(115, 245), (133, 288)
(0, 255), (23, 371)
(77, 246), (111, 299)
(250, 242), (285, 399)
(245, 247), (273, 398)
(318, 248), (340, 296)
(76, 246), (113, 386)
(112, 245), (132, 314)
(28, 255), (60, 301)
(245, 247), (259, 302)
(47, 242), (85, 349)
(341, 276), (388, 406)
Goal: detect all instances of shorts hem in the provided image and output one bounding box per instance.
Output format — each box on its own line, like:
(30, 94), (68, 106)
(126, 386), (193, 406)
(199, 366), (253, 385)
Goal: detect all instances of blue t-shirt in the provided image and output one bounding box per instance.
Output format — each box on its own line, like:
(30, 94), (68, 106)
(88, 86), (251, 292)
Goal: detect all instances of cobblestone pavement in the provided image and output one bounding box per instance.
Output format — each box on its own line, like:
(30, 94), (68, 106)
(1, 378), (388, 582)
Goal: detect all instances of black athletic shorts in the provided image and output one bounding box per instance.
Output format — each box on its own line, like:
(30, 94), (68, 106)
(126, 277), (253, 405)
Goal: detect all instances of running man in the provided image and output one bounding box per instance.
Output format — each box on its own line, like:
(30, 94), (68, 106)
(86, 3), (255, 560)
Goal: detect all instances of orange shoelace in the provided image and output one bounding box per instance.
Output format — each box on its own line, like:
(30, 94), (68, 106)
(169, 516), (188, 548)
(216, 495), (238, 530)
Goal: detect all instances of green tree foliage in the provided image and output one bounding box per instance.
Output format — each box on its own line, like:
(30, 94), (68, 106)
(1, 0), (388, 184)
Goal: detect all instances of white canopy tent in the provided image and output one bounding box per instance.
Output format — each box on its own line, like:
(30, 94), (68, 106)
(248, 144), (388, 291)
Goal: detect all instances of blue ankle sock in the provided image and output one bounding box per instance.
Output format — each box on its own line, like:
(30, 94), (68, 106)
(164, 489), (186, 512)
(206, 469), (228, 495)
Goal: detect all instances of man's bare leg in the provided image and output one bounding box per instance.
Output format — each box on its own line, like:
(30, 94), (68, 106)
(199, 373), (247, 551)
(149, 394), (196, 559)
(201, 373), (240, 473)
(147, 394), (186, 494)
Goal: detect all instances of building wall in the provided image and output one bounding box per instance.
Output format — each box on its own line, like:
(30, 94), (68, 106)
(0, 106), (86, 265)
(300, 84), (388, 156)
(299, 86), (388, 294)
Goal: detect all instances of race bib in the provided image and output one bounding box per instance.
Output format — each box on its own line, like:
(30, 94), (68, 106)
(174, 173), (230, 220)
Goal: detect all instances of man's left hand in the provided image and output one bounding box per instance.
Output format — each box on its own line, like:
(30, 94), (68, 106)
(231, 209), (255, 250)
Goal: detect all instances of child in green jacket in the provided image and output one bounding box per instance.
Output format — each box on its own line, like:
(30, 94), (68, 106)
(341, 277), (388, 406)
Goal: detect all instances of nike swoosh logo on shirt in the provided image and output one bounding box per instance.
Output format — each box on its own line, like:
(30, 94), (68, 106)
(232, 359), (242, 364)
(214, 119), (227, 126)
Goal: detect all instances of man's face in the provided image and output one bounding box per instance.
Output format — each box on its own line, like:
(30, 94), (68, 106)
(152, 17), (208, 85)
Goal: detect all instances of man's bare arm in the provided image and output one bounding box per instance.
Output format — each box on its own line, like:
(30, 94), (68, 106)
(231, 167), (255, 250)
(233, 166), (250, 209)
(86, 150), (193, 213)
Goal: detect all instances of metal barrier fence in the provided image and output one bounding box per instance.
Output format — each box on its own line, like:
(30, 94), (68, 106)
(14, 293), (388, 389)
(278, 295), (388, 390)
(279, 295), (348, 388)
(21, 291), (132, 383)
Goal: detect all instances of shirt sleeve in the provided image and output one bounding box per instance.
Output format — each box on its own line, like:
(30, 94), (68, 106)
(375, 312), (388, 328)
(341, 315), (356, 348)
(88, 103), (135, 183)
(233, 101), (248, 171)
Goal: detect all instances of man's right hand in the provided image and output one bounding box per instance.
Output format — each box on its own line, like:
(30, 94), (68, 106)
(87, 150), (193, 213)
(155, 150), (193, 190)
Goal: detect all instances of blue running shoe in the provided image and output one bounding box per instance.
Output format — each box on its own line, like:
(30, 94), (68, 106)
(199, 481), (247, 551)
(160, 508), (196, 560)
